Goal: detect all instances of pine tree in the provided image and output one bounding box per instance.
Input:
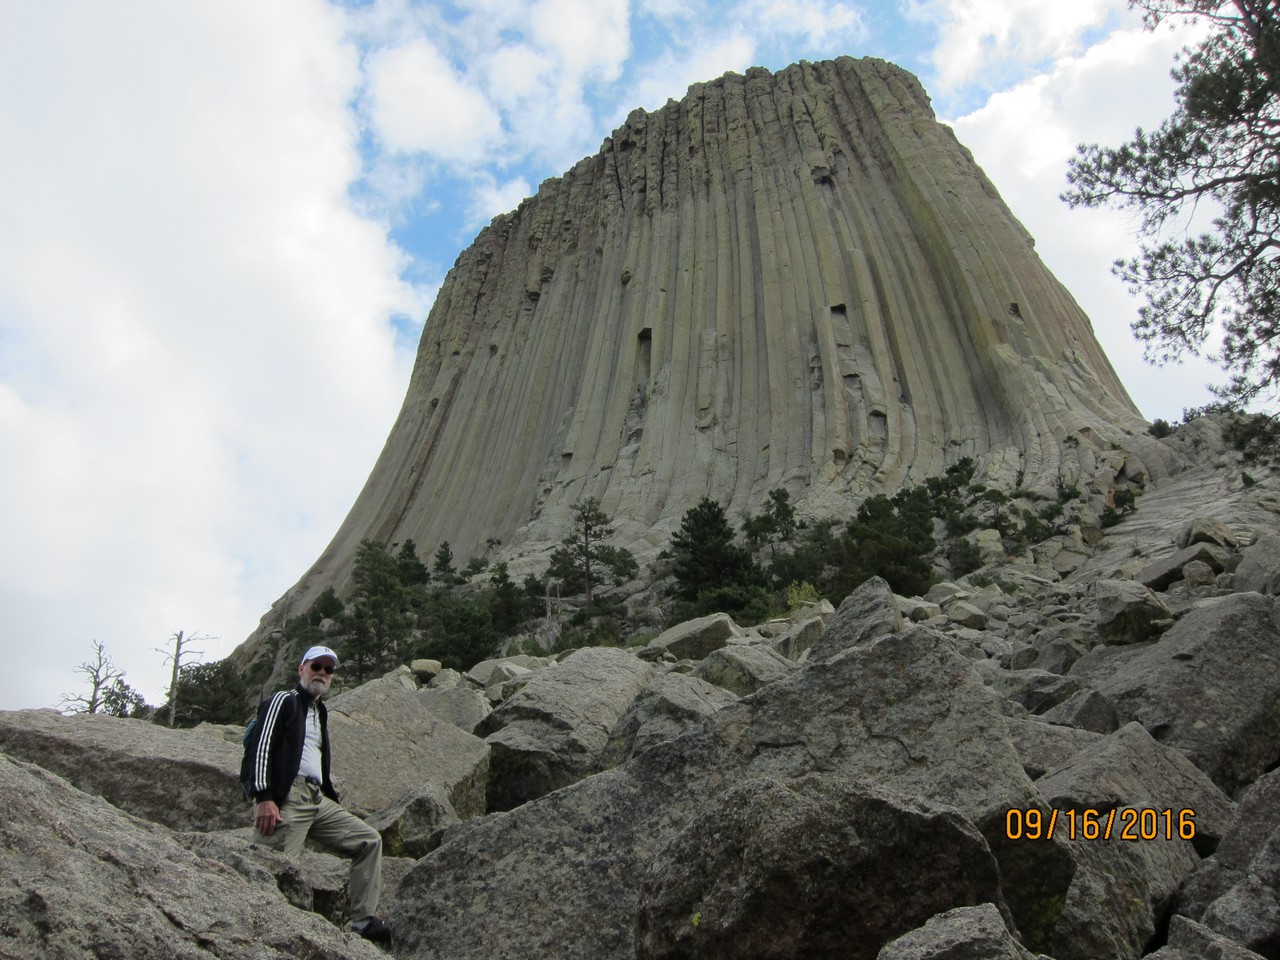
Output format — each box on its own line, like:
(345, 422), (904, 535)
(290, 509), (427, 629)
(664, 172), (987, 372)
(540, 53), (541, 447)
(1064, 0), (1280, 407)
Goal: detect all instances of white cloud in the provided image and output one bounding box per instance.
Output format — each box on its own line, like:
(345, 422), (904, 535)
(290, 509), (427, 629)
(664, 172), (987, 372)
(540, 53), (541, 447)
(0, 1), (422, 710)
(951, 21), (1223, 420)
(910, 0), (1130, 94)
(622, 33), (759, 113)
(467, 175), (536, 230)
(743, 0), (868, 47)
(366, 38), (505, 160)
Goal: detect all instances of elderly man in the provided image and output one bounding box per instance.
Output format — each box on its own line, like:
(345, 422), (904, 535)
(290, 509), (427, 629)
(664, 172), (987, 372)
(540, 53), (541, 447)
(245, 645), (391, 944)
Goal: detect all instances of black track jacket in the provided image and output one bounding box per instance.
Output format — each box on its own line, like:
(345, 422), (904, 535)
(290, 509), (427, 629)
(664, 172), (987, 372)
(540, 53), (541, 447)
(246, 683), (338, 807)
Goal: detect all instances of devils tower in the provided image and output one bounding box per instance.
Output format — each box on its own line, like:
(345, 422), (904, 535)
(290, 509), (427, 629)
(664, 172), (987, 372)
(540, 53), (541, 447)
(259, 56), (1172, 620)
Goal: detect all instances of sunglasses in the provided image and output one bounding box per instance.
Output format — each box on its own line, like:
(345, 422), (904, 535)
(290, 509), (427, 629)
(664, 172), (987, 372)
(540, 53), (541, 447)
(309, 662), (337, 674)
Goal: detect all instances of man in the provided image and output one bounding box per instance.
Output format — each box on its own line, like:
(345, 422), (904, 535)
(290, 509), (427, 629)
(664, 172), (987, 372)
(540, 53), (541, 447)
(246, 645), (391, 944)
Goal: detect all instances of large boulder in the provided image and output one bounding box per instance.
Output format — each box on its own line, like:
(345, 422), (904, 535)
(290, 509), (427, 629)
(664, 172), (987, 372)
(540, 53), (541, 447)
(0, 755), (385, 960)
(477, 646), (656, 810)
(602, 672), (737, 769)
(640, 613), (743, 662)
(1070, 592), (1280, 793)
(1094, 579), (1174, 644)
(1235, 533), (1280, 596)
(1175, 767), (1280, 956)
(1145, 916), (1268, 960)
(635, 774), (1008, 960)
(391, 626), (1077, 960)
(691, 642), (796, 696)
(0, 709), (242, 831)
(804, 576), (904, 661)
(416, 684), (492, 734)
(326, 675), (490, 820)
(1136, 542), (1232, 591)
(1034, 723), (1235, 960)
(878, 903), (1047, 960)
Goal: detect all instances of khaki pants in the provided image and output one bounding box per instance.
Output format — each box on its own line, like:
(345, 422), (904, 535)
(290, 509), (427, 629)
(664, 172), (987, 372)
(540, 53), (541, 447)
(256, 777), (383, 922)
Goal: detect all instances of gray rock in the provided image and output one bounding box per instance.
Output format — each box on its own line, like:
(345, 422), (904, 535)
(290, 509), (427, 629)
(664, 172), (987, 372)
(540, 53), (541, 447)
(1175, 767), (1280, 955)
(973, 663), (1084, 716)
(877, 903), (1046, 960)
(1038, 689), (1118, 735)
(770, 615), (825, 659)
(1178, 517), (1239, 550)
(326, 674), (490, 820)
(691, 642), (796, 695)
(477, 645), (656, 810)
(363, 781), (458, 859)
(805, 576), (904, 661)
(1073, 592), (1280, 794)
(1182, 558), (1218, 587)
(0, 709), (242, 831)
(602, 672), (738, 768)
(1094, 579), (1174, 644)
(416, 683), (492, 733)
(898, 596), (944, 623)
(1035, 723), (1235, 959)
(391, 627), (1076, 960)
(1236, 533), (1280, 595)
(1004, 717), (1104, 781)
(0, 755), (385, 960)
(178, 828), (413, 927)
(465, 654), (554, 687)
(947, 601), (988, 629)
(1136, 542), (1232, 591)
(1146, 915), (1268, 959)
(635, 775), (1009, 960)
(641, 613), (743, 662)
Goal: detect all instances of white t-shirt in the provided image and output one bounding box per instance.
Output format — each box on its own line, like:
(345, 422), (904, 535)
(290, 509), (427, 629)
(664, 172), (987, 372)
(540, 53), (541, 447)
(298, 704), (324, 781)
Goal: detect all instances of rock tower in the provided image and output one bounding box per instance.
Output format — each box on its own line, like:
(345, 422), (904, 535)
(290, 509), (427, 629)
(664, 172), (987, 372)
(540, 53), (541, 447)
(268, 56), (1169, 615)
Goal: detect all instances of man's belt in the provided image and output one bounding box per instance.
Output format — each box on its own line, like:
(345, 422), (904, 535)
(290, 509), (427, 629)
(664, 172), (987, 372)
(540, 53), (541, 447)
(293, 774), (322, 786)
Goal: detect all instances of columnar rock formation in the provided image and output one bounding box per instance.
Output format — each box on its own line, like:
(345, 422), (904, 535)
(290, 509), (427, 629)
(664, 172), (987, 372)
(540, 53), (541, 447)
(275, 55), (1168, 614)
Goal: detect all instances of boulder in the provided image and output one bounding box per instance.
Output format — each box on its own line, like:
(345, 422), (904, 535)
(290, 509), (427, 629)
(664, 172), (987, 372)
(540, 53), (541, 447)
(635, 774), (1009, 960)
(0, 709), (242, 831)
(1003, 717), (1104, 781)
(1145, 916), (1268, 960)
(363, 782), (458, 859)
(947, 600), (988, 629)
(805, 576), (904, 661)
(477, 646), (656, 810)
(602, 672), (738, 768)
(1136, 542), (1232, 591)
(326, 675), (490, 820)
(1175, 767), (1280, 955)
(1178, 517), (1239, 550)
(1235, 533), (1280, 596)
(390, 626), (1077, 960)
(0, 755), (385, 960)
(465, 654), (554, 687)
(1094, 579), (1174, 644)
(178, 828), (414, 927)
(640, 613), (743, 662)
(898, 596), (944, 623)
(416, 683), (492, 734)
(877, 903), (1046, 960)
(973, 663), (1084, 716)
(691, 642), (796, 696)
(409, 658), (442, 682)
(1038, 689), (1119, 735)
(1034, 723), (1235, 959)
(1071, 592), (1280, 793)
(769, 615), (825, 659)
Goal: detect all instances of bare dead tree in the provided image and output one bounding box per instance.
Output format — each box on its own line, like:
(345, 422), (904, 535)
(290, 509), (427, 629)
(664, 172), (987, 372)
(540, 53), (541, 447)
(158, 630), (207, 728)
(59, 640), (124, 714)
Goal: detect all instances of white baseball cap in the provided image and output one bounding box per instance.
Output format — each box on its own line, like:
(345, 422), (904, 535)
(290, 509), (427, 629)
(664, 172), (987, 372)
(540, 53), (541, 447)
(300, 645), (340, 666)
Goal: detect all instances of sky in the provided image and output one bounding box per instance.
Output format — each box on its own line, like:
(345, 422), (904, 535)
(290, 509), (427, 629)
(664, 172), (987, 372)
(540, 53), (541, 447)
(0, 0), (1227, 712)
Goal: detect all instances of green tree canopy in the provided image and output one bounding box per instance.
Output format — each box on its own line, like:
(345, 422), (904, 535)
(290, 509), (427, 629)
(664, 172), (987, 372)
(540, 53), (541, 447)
(1063, 0), (1280, 408)
(548, 497), (637, 606)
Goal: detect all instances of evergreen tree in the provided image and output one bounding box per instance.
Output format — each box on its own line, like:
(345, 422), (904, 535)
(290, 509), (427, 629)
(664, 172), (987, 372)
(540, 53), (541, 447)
(345, 539), (412, 681)
(432, 541), (457, 583)
(670, 496), (757, 609)
(1064, 0), (1280, 407)
(396, 539), (429, 586)
(160, 659), (246, 727)
(550, 497), (636, 607)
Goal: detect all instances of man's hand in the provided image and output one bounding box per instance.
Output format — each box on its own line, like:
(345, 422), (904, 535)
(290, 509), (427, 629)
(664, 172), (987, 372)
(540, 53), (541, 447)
(255, 800), (283, 836)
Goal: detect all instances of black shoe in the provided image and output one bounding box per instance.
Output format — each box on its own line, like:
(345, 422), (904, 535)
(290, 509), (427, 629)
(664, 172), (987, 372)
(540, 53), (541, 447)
(354, 917), (392, 944)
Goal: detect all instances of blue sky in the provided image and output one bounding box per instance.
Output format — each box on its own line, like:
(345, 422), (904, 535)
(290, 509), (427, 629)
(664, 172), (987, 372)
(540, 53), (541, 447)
(0, 0), (1222, 711)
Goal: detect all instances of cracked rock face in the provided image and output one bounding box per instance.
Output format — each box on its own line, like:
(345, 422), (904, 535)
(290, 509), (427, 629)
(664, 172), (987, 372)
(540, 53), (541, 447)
(250, 55), (1168, 628)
